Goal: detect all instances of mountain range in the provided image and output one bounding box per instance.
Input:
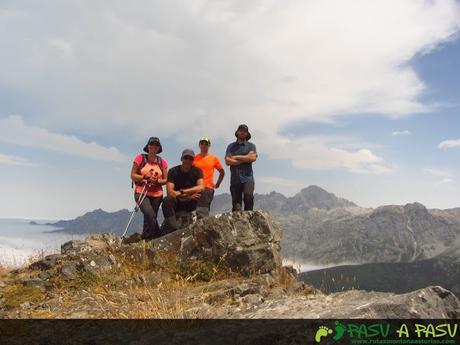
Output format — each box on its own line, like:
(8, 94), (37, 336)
(48, 209), (144, 235)
(48, 185), (460, 296)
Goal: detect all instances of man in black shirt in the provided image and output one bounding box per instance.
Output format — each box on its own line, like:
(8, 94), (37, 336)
(161, 149), (204, 232)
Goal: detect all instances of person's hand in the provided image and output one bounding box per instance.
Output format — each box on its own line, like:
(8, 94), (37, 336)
(174, 190), (183, 198)
(215, 182), (221, 189)
(143, 170), (154, 180)
(176, 189), (186, 198)
(191, 191), (202, 200)
(150, 173), (159, 184)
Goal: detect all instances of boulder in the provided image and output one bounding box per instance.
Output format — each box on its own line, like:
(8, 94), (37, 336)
(213, 285), (460, 318)
(29, 254), (63, 271)
(333, 285), (460, 319)
(60, 263), (79, 280)
(19, 278), (49, 292)
(61, 233), (122, 256)
(154, 210), (282, 276)
(78, 255), (114, 274)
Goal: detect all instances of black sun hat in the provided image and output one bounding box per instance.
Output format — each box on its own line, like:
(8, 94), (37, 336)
(235, 124), (251, 140)
(143, 137), (163, 153)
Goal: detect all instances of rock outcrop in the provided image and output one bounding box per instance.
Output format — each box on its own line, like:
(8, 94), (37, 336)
(154, 210), (282, 276)
(212, 285), (459, 319)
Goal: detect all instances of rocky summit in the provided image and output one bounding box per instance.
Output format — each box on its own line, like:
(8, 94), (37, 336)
(153, 210), (282, 276)
(0, 210), (459, 319)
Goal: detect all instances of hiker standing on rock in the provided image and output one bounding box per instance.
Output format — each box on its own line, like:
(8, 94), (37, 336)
(130, 137), (168, 239)
(161, 149), (204, 232)
(225, 124), (257, 211)
(193, 137), (225, 219)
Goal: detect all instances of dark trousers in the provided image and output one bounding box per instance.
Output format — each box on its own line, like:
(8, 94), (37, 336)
(135, 193), (163, 239)
(162, 196), (198, 218)
(230, 181), (255, 211)
(196, 188), (214, 219)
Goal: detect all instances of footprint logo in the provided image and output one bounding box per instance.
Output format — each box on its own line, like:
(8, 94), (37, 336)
(333, 321), (346, 341)
(315, 326), (333, 343)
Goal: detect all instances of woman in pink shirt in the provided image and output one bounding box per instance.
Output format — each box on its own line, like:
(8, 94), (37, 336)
(130, 137), (168, 239)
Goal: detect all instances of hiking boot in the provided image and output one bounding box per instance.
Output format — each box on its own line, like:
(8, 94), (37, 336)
(161, 216), (179, 234)
(122, 232), (143, 244)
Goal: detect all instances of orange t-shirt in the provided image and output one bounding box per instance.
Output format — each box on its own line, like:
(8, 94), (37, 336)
(193, 153), (223, 189)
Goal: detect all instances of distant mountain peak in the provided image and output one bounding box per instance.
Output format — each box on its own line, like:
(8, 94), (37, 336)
(404, 202), (427, 210)
(404, 202), (429, 216)
(288, 185), (357, 211)
(298, 185), (349, 200)
(300, 185), (327, 193)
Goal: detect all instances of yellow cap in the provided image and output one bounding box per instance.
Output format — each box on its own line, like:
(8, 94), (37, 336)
(199, 137), (211, 144)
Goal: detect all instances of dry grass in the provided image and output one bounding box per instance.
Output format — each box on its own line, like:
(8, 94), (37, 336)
(1, 240), (311, 319)
(1, 244), (245, 318)
(2, 284), (45, 309)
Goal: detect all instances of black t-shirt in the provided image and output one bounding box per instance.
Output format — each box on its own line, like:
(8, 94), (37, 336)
(167, 165), (203, 191)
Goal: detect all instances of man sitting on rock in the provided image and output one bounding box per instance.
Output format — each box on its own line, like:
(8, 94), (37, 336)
(161, 149), (204, 233)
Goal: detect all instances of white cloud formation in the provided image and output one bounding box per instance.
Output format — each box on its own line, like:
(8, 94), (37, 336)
(256, 133), (393, 174)
(438, 138), (460, 149)
(423, 168), (454, 184)
(0, 116), (130, 162)
(258, 176), (304, 188)
(0, 153), (30, 165)
(1, 0), (459, 173)
(257, 176), (305, 196)
(392, 130), (412, 136)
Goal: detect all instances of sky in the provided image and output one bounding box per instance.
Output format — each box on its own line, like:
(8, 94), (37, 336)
(0, 0), (460, 219)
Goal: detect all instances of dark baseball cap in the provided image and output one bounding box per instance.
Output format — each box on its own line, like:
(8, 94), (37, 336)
(181, 149), (195, 159)
(143, 137), (163, 153)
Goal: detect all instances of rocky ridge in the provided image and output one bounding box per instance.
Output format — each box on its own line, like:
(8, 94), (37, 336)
(0, 211), (459, 319)
(48, 186), (460, 266)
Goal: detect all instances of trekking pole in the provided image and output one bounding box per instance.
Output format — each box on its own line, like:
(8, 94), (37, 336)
(122, 182), (150, 238)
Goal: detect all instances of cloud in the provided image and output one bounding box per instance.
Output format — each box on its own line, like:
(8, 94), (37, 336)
(0, 116), (130, 162)
(438, 138), (460, 149)
(392, 130), (412, 136)
(48, 38), (74, 58)
(258, 176), (304, 189)
(423, 168), (454, 184)
(0, 153), (30, 165)
(257, 176), (306, 196)
(257, 133), (393, 174)
(1, 1), (460, 172)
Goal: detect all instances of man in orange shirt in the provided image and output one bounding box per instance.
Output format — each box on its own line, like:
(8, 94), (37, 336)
(193, 137), (225, 219)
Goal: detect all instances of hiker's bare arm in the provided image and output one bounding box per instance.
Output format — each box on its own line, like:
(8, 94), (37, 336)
(225, 156), (242, 166)
(131, 163), (147, 183)
(157, 167), (168, 185)
(166, 181), (181, 198)
(181, 178), (205, 195)
(215, 168), (225, 188)
(232, 151), (257, 163)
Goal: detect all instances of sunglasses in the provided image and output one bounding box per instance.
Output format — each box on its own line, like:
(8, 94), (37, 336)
(182, 156), (194, 160)
(199, 141), (210, 145)
(148, 142), (160, 146)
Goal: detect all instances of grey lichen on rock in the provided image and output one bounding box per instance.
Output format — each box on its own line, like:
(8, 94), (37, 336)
(153, 210), (282, 276)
